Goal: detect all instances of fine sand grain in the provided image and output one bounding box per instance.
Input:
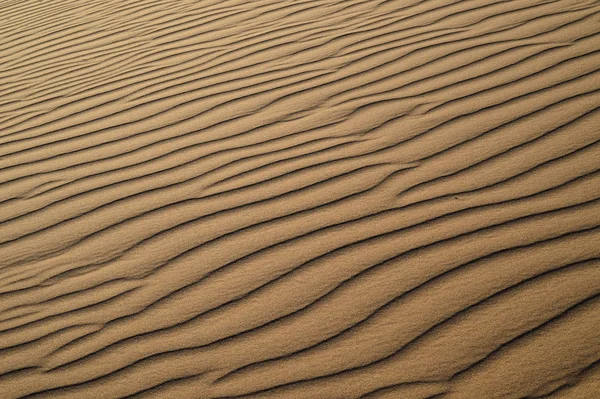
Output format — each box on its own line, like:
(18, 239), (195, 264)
(0, 0), (599, 398)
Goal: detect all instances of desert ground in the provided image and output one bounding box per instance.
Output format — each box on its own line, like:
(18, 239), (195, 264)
(0, 0), (599, 398)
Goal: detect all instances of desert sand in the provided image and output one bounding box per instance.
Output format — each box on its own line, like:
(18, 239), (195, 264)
(0, 0), (599, 398)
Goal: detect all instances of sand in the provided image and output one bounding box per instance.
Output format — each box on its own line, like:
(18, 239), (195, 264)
(0, 0), (599, 398)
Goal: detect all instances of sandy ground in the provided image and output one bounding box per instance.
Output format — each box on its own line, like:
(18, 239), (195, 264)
(0, 0), (599, 398)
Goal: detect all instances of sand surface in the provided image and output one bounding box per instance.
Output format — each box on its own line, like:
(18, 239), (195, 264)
(1, 0), (599, 398)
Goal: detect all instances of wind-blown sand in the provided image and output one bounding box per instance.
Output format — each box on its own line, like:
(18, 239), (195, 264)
(0, 0), (599, 398)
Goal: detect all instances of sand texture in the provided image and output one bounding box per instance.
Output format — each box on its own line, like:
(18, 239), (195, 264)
(1, 0), (599, 398)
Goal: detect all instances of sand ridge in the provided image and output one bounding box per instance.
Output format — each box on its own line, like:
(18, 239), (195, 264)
(0, 0), (599, 398)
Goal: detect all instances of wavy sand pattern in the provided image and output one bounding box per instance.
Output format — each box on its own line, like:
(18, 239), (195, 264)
(1, 0), (599, 398)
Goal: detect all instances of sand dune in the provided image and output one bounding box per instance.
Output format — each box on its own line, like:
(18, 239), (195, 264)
(0, 0), (599, 398)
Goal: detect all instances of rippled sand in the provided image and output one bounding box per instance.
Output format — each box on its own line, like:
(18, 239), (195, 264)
(0, 0), (599, 398)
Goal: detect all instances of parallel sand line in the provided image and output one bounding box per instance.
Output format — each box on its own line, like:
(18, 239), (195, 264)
(0, 0), (599, 398)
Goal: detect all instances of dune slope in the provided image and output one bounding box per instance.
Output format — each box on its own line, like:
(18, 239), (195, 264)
(0, 0), (599, 398)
